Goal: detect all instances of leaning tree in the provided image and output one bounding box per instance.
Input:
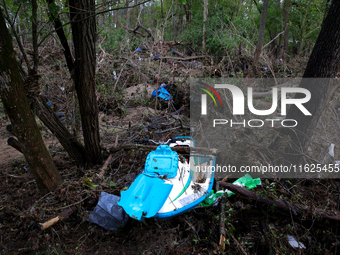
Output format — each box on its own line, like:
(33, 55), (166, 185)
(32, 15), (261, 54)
(0, 8), (62, 194)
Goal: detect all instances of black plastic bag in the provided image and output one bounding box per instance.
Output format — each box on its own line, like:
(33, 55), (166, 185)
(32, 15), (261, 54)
(89, 192), (129, 231)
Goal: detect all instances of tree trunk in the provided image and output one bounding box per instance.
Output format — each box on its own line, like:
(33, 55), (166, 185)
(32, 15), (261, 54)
(270, 0), (340, 165)
(126, 0), (131, 30)
(0, 10), (62, 194)
(202, 0), (208, 55)
(35, 96), (86, 167)
(97, 0), (104, 26)
(298, 0), (312, 56)
(281, 0), (291, 60)
(69, 0), (102, 166)
(32, 0), (39, 74)
(46, 0), (74, 77)
(252, 0), (269, 75)
(183, 3), (190, 29)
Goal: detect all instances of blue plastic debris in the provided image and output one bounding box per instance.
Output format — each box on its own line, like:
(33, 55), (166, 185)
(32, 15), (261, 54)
(118, 145), (178, 220)
(152, 87), (172, 101)
(118, 174), (173, 220)
(136, 47), (142, 53)
(46, 101), (51, 106)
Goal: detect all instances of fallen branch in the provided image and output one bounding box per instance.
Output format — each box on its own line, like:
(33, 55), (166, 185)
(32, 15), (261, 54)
(230, 232), (247, 255)
(97, 154), (113, 179)
(109, 144), (218, 155)
(219, 195), (227, 250)
(172, 49), (188, 58)
(219, 182), (340, 221)
(252, 82), (299, 98)
(97, 136), (118, 179)
(159, 55), (205, 61)
(39, 206), (77, 231)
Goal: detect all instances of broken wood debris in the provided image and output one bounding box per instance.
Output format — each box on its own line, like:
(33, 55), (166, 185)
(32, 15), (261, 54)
(109, 144), (218, 155)
(219, 181), (340, 221)
(38, 206), (77, 231)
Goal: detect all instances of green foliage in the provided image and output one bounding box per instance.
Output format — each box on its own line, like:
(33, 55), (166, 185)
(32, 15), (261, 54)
(100, 27), (142, 53)
(47, 2), (60, 17)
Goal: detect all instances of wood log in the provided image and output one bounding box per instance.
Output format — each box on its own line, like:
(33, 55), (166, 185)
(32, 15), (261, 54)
(172, 49), (188, 58)
(109, 144), (218, 155)
(219, 181), (340, 221)
(39, 206), (77, 231)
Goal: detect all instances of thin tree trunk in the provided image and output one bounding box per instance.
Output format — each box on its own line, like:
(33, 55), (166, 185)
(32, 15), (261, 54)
(183, 3), (190, 29)
(69, 0), (102, 166)
(126, 0), (131, 29)
(298, 1), (312, 56)
(114, 9), (118, 28)
(281, 0), (291, 60)
(252, 0), (269, 75)
(35, 96), (86, 167)
(2, 0), (31, 74)
(32, 0), (39, 74)
(202, 0), (208, 55)
(46, 0), (74, 77)
(98, 0), (105, 25)
(0, 10), (62, 194)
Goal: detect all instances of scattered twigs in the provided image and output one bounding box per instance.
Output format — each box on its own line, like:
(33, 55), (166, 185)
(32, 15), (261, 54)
(1, 172), (33, 179)
(109, 144), (218, 155)
(38, 206), (77, 231)
(219, 182), (340, 221)
(219, 194), (227, 250)
(252, 82), (299, 99)
(121, 7), (154, 40)
(262, 31), (285, 50)
(154, 60), (163, 113)
(112, 60), (128, 95)
(159, 55), (205, 61)
(230, 232), (248, 255)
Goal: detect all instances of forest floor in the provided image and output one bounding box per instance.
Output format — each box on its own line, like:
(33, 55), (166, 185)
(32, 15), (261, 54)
(1, 46), (340, 254)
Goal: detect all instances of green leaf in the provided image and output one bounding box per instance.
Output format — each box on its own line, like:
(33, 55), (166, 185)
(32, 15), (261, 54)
(179, 0), (186, 4)
(109, 181), (116, 188)
(48, 2), (60, 17)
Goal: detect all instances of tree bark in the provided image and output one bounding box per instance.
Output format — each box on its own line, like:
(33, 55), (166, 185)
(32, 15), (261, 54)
(35, 96), (86, 167)
(0, 10), (62, 194)
(32, 0), (39, 74)
(281, 0), (291, 60)
(252, 0), (269, 74)
(46, 0), (74, 77)
(297, 0), (312, 56)
(126, 0), (131, 30)
(202, 0), (208, 56)
(183, 2), (190, 29)
(270, 0), (340, 165)
(69, 0), (102, 166)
